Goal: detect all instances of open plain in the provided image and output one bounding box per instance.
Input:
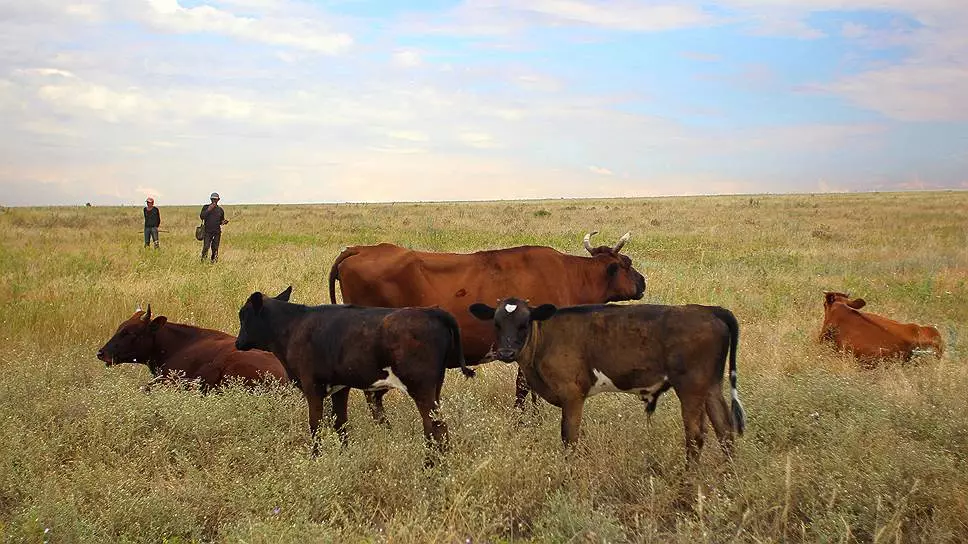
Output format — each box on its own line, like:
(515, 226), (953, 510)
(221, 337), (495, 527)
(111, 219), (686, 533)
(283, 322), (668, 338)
(1, 191), (966, 543)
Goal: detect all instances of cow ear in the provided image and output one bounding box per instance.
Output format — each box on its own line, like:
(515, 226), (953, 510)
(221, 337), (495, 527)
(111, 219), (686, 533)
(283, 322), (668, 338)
(606, 263), (619, 277)
(848, 298), (866, 309)
(275, 285), (293, 302)
(149, 316), (167, 332)
(531, 304), (557, 322)
(248, 292), (264, 314)
(469, 303), (496, 321)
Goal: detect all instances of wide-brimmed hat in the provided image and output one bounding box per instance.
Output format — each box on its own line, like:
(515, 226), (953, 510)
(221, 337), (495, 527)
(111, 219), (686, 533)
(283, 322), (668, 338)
(146, 197), (154, 204)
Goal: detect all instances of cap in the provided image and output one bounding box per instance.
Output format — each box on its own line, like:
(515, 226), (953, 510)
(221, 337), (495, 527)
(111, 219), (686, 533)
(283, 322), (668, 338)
(146, 197), (154, 203)
(210, 192), (220, 200)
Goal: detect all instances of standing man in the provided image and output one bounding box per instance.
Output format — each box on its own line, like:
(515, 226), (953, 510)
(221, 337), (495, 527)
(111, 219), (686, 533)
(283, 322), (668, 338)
(143, 197), (160, 249)
(199, 192), (229, 263)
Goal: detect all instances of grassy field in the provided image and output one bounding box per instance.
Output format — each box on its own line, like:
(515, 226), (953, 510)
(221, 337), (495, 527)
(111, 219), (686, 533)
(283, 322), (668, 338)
(1, 191), (966, 543)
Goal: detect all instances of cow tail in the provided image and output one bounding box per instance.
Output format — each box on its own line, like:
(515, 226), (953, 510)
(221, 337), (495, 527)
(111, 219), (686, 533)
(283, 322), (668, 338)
(711, 307), (746, 436)
(435, 309), (474, 378)
(327, 247), (359, 304)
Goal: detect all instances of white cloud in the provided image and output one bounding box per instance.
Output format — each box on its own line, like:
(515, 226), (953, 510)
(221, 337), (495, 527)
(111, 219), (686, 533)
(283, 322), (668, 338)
(589, 165), (613, 176)
(143, 0), (353, 54)
(511, 0), (715, 31)
(458, 131), (501, 149)
(818, 64), (968, 121)
(392, 49), (422, 68)
(744, 13), (825, 39)
(384, 130), (430, 142)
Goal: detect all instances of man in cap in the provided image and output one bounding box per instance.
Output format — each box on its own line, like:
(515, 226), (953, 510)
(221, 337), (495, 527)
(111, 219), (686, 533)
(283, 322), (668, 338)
(199, 192), (229, 262)
(143, 197), (160, 249)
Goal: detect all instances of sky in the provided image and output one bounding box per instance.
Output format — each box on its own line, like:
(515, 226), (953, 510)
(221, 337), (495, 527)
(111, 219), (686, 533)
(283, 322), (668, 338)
(0, 0), (966, 206)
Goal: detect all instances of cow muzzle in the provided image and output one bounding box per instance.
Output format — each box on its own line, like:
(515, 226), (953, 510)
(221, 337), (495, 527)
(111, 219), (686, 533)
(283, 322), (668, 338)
(634, 275), (647, 299)
(97, 349), (114, 366)
(496, 348), (517, 362)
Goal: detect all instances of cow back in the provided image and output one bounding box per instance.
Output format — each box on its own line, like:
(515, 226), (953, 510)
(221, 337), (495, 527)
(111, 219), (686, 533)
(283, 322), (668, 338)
(333, 245), (610, 363)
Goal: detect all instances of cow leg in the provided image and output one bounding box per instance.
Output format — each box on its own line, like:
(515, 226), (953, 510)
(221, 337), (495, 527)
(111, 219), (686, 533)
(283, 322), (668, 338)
(411, 388), (448, 467)
(364, 390), (390, 427)
(560, 398), (585, 447)
(679, 393), (707, 467)
(412, 390), (448, 447)
(331, 387), (351, 447)
(514, 367), (531, 411)
(705, 388), (735, 459)
(305, 393), (326, 457)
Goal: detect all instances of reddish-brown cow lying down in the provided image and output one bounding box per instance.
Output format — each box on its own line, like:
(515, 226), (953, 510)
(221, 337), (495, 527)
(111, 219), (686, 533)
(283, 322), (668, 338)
(819, 292), (944, 362)
(97, 306), (289, 391)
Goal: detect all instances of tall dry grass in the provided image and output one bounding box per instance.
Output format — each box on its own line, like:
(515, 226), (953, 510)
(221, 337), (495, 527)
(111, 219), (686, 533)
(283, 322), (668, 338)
(0, 192), (966, 542)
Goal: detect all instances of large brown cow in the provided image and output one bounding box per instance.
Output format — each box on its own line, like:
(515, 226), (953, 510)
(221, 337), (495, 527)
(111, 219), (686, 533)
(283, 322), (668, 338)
(97, 306), (288, 391)
(328, 231), (647, 418)
(819, 292), (944, 362)
(469, 298), (746, 466)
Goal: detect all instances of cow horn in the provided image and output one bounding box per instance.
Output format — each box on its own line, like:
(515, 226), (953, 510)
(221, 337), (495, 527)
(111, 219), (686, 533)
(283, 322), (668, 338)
(583, 231), (599, 254)
(143, 304), (152, 322)
(613, 231), (631, 252)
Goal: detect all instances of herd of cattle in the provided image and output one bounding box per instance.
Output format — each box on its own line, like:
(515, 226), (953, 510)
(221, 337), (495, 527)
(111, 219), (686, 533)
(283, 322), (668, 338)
(96, 232), (945, 466)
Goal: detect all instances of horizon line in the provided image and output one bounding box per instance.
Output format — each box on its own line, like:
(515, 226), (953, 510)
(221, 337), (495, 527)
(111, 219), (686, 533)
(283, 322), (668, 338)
(2, 187), (964, 209)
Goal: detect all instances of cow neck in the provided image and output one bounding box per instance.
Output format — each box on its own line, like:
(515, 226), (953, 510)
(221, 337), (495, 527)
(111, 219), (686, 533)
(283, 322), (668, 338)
(569, 255), (611, 304)
(150, 323), (216, 373)
(265, 300), (309, 359)
(517, 320), (544, 380)
(841, 305), (904, 337)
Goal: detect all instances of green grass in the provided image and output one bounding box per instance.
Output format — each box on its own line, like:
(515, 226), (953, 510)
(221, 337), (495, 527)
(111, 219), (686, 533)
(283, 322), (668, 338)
(1, 192), (967, 542)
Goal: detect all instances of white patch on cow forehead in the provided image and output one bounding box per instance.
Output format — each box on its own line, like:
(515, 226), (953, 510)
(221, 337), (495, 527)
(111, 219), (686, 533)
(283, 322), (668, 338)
(367, 367), (409, 394)
(504, 303), (518, 313)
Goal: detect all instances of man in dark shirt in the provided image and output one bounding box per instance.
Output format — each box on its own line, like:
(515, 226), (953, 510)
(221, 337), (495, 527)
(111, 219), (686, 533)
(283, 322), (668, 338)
(143, 197), (160, 249)
(199, 192), (228, 262)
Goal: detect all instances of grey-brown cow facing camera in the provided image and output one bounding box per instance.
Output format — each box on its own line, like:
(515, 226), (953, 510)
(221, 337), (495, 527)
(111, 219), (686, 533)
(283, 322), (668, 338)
(469, 297), (746, 467)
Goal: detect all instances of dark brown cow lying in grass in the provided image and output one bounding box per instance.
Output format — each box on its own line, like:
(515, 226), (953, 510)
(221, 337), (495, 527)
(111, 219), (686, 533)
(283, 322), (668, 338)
(470, 298), (746, 466)
(820, 291), (944, 362)
(97, 306), (288, 392)
(234, 286), (475, 461)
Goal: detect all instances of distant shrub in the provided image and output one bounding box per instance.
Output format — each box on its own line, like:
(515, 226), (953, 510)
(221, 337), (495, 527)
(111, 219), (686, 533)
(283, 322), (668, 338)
(812, 224), (833, 239)
(533, 209), (551, 217)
